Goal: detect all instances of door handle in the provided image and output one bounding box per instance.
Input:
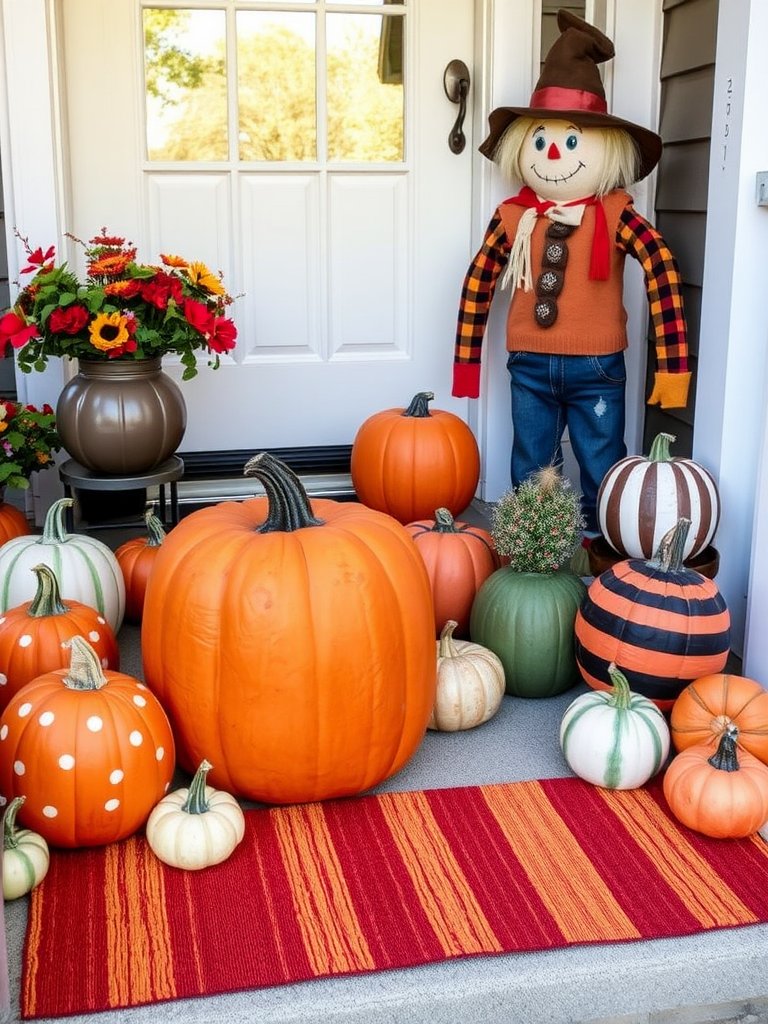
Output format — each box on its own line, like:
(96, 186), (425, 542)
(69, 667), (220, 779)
(443, 59), (470, 155)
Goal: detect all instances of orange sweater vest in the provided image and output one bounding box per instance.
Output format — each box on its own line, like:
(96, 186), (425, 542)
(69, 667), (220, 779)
(498, 189), (631, 355)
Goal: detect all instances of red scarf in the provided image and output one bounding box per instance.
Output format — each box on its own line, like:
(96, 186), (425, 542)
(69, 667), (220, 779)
(504, 186), (610, 281)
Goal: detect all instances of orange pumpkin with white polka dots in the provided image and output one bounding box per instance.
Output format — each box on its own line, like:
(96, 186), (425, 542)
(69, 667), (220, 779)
(0, 636), (174, 848)
(0, 564), (119, 713)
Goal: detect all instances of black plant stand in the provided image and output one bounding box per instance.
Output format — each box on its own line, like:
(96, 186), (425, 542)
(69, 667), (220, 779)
(58, 455), (184, 532)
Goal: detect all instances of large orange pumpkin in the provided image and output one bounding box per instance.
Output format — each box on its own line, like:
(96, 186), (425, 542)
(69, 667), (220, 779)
(350, 391), (480, 523)
(0, 636), (175, 848)
(115, 505), (167, 623)
(670, 673), (768, 762)
(142, 452), (437, 805)
(406, 508), (499, 637)
(0, 563), (119, 711)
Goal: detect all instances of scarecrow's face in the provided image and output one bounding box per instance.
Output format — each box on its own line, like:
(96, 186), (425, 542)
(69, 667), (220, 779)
(520, 119), (606, 201)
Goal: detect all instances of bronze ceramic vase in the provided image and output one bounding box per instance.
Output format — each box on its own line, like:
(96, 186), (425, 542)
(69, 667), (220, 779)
(56, 358), (187, 475)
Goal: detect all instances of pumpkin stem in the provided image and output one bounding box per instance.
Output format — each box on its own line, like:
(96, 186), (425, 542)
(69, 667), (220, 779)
(606, 663), (634, 710)
(650, 518), (691, 572)
(181, 760), (214, 815)
(648, 432), (676, 463)
(27, 564), (69, 618)
(3, 796), (26, 851)
(402, 392), (434, 418)
(707, 724), (740, 772)
(438, 620), (461, 658)
(432, 508), (458, 533)
(40, 497), (74, 544)
(144, 504), (167, 548)
(62, 636), (108, 691)
(243, 452), (324, 533)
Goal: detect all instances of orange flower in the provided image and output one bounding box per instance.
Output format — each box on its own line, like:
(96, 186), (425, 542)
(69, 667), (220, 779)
(88, 312), (131, 352)
(187, 261), (226, 296)
(88, 251), (135, 277)
(104, 279), (142, 299)
(161, 253), (188, 269)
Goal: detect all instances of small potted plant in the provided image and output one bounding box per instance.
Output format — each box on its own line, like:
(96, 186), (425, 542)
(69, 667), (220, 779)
(0, 229), (240, 475)
(0, 399), (60, 542)
(469, 466), (588, 698)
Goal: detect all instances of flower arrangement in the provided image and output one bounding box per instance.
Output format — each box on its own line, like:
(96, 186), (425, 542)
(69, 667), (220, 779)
(0, 400), (60, 490)
(0, 229), (238, 381)
(491, 465), (585, 573)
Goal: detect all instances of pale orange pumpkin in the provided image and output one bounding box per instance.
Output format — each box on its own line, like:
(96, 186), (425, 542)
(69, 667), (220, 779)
(0, 563), (118, 711)
(0, 500), (30, 545)
(406, 508), (499, 637)
(663, 725), (768, 838)
(671, 673), (768, 763)
(0, 636), (175, 848)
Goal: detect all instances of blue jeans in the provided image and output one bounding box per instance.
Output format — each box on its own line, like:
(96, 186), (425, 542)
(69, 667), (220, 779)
(506, 351), (627, 534)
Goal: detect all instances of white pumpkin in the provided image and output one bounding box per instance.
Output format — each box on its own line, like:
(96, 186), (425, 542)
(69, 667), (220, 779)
(560, 663), (671, 789)
(2, 796), (50, 900)
(0, 498), (125, 632)
(429, 619), (505, 732)
(597, 432), (720, 561)
(146, 760), (245, 871)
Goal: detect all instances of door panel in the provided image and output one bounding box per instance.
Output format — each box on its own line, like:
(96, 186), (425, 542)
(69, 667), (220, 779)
(60, 0), (475, 453)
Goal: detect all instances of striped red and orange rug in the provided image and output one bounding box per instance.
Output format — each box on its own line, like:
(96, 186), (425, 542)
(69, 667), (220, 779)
(21, 774), (768, 1018)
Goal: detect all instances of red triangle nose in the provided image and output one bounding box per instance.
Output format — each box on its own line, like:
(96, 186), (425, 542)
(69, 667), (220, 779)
(547, 142), (561, 159)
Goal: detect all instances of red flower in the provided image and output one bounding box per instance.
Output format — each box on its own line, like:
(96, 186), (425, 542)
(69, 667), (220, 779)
(208, 316), (237, 353)
(20, 245), (55, 275)
(0, 311), (38, 350)
(48, 304), (90, 335)
(183, 299), (213, 335)
(141, 272), (183, 310)
(107, 339), (138, 358)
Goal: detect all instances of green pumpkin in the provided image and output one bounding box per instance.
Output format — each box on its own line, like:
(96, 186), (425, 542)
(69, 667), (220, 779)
(469, 567), (586, 698)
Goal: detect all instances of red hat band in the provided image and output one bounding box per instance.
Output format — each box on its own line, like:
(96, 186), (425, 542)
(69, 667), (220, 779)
(529, 86), (608, 115)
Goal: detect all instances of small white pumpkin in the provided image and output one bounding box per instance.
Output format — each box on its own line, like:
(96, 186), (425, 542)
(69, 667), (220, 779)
(560, 663), (671, 789)
(145, 760), (245, 870)
(429, 619), (505, 732)
(2, 796), (50, 900)
(0, 498), (126, 632)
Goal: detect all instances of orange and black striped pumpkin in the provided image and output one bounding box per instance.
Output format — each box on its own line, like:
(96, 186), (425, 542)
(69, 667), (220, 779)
(596, 432), (720, 561)
(574, 519), (730, 711)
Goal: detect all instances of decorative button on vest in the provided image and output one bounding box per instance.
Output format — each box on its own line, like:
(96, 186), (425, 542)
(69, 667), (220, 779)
(536, 268), (564, 297)
(534, 297), (558, 327)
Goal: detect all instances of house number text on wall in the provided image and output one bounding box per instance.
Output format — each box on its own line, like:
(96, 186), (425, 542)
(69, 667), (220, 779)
(721, 76), (733, 172)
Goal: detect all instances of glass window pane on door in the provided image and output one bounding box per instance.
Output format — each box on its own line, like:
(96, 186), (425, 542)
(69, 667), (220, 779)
(327, 12), (403, 161)
(237, 11), (317, 161)
(143, 9), (227, 161)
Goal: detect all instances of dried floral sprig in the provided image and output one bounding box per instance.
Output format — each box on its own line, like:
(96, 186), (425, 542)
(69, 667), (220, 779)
(491, 465), (585, 574)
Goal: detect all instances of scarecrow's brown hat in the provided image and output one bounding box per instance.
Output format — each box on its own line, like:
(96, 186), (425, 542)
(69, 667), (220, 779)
(479, 9), (662, 181)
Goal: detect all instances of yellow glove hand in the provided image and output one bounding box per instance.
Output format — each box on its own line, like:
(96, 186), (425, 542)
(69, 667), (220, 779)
(647, 371), (691, 410)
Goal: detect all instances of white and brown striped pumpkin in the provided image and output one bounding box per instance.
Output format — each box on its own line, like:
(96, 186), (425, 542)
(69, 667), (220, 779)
(597, 432), (719, 561)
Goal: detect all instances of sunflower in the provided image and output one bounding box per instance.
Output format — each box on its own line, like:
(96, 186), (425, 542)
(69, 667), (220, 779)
(88, 311), (132, 352)
(186, 261), (226, 296)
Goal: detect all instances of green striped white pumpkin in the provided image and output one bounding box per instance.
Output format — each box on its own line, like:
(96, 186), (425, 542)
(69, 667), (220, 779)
(0, 498), (125, 632)
(2, 796), (49, 900)
(559, 664), (670, 790)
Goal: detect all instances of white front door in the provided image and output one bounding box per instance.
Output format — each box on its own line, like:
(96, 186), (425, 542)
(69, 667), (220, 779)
(57, 0), (476, 455)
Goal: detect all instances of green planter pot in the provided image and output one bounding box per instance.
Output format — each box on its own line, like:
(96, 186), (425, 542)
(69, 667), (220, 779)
(469, 567), (587, 698)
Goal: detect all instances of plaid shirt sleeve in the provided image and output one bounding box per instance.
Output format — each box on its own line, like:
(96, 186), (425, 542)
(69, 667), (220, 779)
(616, 204), (689, 374)
(452, 211), (509, 398)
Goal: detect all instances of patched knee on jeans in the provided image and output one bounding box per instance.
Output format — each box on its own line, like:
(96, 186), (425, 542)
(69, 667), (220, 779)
(593, 396), (607, 417)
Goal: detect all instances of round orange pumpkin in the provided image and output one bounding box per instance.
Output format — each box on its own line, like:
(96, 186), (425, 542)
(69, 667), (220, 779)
(663, 725), (768, 838)
(0, 636), (175, 848)
(0, 500), (30, 545)
(406, 507), (499, 638)
(115, 505), (167, 623)
(141, 452), (436, 805)
(350, 391), (480, 523)
(670, 673), (768, 762)
(0, 563), (119, 711)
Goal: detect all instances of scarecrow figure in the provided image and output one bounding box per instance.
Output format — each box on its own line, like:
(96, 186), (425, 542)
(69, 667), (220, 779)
(452, 9), (690, 535)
